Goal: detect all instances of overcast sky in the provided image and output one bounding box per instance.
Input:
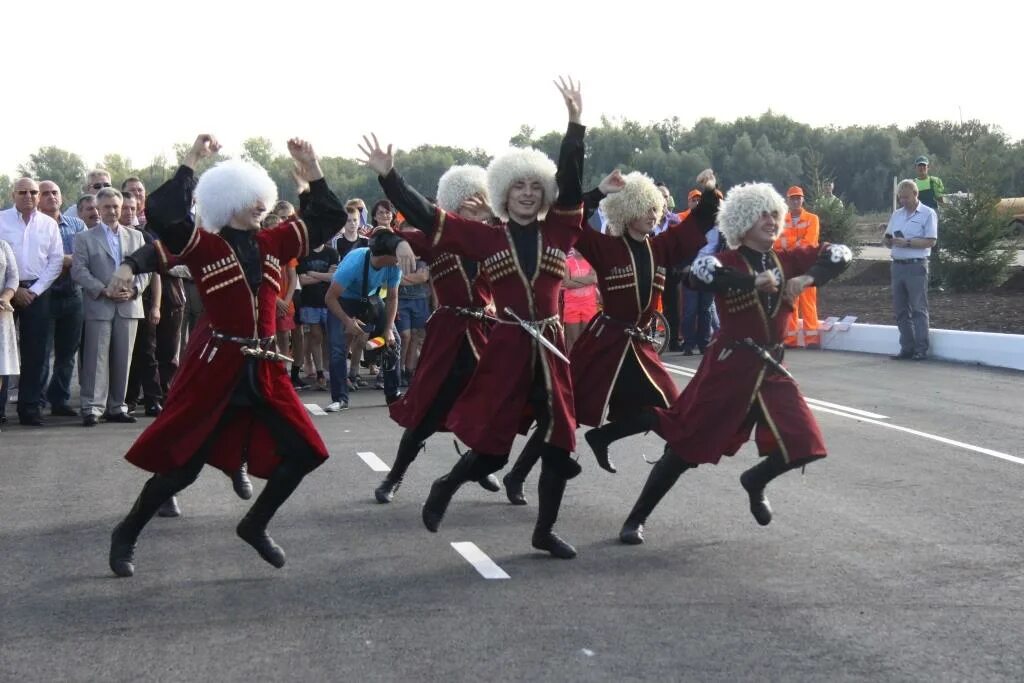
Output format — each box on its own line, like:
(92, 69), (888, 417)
(2, 0), (1019, 178)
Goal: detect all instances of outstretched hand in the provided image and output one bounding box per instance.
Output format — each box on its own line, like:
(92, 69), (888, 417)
(184, 134), (220, 169)
(287, 138), (323, 182)
(784, 274), (812, 303)
(358, 134), (394, 177)
(395, 240), (416, 275)
(554, 75), (582, 124)
(598, 169), (626, 195)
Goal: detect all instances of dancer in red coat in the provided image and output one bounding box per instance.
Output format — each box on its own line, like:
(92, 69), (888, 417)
(376, 165), (501, 502)
(506, 171), (715, 484)
(106, 134), (414, 576)
(599, 181), (852, 544)
(361, 77), (587, 558)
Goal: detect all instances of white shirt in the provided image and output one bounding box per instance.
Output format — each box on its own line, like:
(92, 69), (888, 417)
(884, 202), (938, 259)
(0, 207), (65, 295)
(100, 222), (124, 264)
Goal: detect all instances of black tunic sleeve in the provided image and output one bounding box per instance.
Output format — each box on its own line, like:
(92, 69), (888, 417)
(378, 169), (438, 237)
(583, 187), (605, 221)
(555, 122), (586, 208)
(690, 268), (756, 292)
(144, 165), (197, 254)
(124, 244), (158, 275)
(806, 243), (852, 286)
(300, 178), (348, 251)
(126, 164), (198, 274)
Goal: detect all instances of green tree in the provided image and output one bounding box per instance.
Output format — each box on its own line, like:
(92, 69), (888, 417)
(935, 157), (1019, 291)
(101, 154), (136, 188)
(242, 137), (276, 168)
(17, 146), (86, 196)
(0, 174), (11, 209)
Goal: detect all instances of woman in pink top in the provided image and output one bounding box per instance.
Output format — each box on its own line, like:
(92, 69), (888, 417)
(562, 248), (598, 352)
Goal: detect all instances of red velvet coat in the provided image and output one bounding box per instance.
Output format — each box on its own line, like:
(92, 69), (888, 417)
(422, 205), (584, 455)
(653, 245), (830, 466)
(388, 229), (491, 430)
(570, 216), (707, 426)
(124, 220), (327, 479)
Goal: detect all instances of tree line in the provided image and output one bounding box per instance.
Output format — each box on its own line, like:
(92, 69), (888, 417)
(4, 112), (1023, 214)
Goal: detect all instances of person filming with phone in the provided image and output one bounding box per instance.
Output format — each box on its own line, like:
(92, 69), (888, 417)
(882, 179), (938, 361)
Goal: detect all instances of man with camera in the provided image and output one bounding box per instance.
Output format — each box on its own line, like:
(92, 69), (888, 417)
(324, 228), (405, 411)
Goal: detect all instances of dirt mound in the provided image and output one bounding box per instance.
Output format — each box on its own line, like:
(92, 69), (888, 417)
(834, 260), (891, 286)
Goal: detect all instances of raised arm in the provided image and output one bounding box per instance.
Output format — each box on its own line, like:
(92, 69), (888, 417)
(288, 138), (348, 250)
(360, 133), (437, 235)
(553, 76), (585, 208)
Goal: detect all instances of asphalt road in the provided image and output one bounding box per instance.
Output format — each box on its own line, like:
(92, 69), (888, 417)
(1, 350), (1022, 682)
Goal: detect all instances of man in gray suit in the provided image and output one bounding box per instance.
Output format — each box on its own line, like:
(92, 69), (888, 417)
(71, 188), (150, 427)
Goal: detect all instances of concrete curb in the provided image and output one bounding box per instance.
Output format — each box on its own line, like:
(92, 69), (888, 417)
(820, 322), (1024, 371)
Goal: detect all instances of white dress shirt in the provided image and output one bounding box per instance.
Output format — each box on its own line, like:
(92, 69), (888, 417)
(0, 207), (65, 295)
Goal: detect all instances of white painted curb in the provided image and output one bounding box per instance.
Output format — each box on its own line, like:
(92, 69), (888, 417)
(820, 322), (1024, 371)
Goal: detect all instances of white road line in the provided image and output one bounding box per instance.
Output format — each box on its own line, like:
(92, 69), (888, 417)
(305, 403), (327, 416)
(804, 398), (888, 420)
(809, 406), (1024, 466)
(662, 364), (887, 418)
(450, 542), (510, 580)
(357, 451), (391, 472)
(661, 365), (1020, 465)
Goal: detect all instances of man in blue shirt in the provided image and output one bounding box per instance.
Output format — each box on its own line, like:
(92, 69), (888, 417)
(324, 230), (405, 409)
(37, 181), (86, 415)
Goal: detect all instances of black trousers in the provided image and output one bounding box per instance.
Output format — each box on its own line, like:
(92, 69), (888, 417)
(10, 288), (52, 419)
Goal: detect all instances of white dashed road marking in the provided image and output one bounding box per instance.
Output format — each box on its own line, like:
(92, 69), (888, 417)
(450, 542), (510, 579)
(305, 403), (327, 416)
(357, 451), (391, 472)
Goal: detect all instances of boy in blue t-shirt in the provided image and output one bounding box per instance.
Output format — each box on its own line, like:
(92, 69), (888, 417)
(324, 231), (405, 410)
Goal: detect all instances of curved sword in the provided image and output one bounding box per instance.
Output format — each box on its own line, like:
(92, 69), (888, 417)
(503, 307), (570, 364)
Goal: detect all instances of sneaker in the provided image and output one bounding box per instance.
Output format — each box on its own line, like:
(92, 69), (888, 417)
(325, 401), (349, 412)
(316, 375), (328, 391)
(291, 375), (310, 390)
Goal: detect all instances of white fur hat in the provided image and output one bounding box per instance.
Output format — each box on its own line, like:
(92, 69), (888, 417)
(599, 172), (665, 237)
(194, 159), (278, 232)
(718, 182), (787, 249)
(486, 148), (558, 222)
(436, 165), (489, 213)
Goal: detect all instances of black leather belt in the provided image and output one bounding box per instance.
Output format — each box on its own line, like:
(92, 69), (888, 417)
(19, 279), (37, 288)
(893, 258), (926, 264)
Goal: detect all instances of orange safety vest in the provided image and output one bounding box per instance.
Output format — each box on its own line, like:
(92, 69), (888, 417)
(776, 210), (821, 347)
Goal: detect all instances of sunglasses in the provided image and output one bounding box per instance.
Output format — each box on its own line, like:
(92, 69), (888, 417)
(91, 182), (112, 190)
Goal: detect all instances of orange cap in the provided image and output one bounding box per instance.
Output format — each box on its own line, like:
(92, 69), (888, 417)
(687, 189), (701, 201)
(786, 186), (804, 198)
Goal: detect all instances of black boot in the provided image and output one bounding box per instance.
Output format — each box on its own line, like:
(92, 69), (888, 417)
(585, 411), (658, 474)
(236, 459), (309, 568)
(477, 474), (502, 492)
(109, 475), (179, 577)
(531, 466), (576, 559)
(422, 450), (500, 532)
(157, 495), (181, 517)
(233, 462), (253, 500)
(620, 446), (692, 545)
(376, 432), (424, 504)
(503, 441), (543, 505)
(739, 452), (802, 526)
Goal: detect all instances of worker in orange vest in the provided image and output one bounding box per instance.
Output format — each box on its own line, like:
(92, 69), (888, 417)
(776, 186), (821, 348)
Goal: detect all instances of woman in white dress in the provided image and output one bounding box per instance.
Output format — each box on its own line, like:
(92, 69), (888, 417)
(0, 238), (20, 426)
